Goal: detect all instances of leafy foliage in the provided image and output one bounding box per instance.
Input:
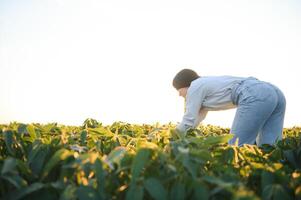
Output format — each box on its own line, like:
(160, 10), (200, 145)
(0, 121), (300, 200)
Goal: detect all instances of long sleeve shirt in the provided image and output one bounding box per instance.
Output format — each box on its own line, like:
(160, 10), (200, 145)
(176, 76), (246, 132)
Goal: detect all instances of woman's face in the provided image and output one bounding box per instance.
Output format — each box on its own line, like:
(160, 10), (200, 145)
(177, 87), (188, 98)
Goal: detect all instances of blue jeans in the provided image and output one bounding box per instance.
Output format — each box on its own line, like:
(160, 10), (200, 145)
(229, 77), (286, 146)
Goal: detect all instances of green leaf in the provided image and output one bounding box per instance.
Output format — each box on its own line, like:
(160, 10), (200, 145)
(131, 148), (151, 182)
(42, 123), (57, 133)
(28, 143), (49, 175)
(88, 127), (114, 137)
(60, 185), (77, 200)
(170, 183), (185, 200)
(223, 147), (239, 164)
(181, 156), (197, 179)
(269, 148), (282, 160)
(1, 174), (28, 189)
(83, 118), (100, 128)
(192, 183), (208, 200)
(170, 128), (186, 140)
(261, 171), (274, 193)
(5, 182), (44, 200)
(203, 134), (233, 146)
(202, 176), (233, 189)
(187, 137), (205, 145)
(283, 150), (299, 169)
(3, 130), (15, 156)
(263, 184), (291, 200)
(16, 159), (32, 179)
(49, 180), (64, 190)
(76, 186), (100, 200)
(137, 140), (158, 150)
(144, 178), (167, 200)
(295, 185), (301, 199)
(190, 149), (212, 162)
(80, 130), (87, 146)
(27, 124), (37, 141)
(104, 146), (127, 169)
(17, 124), (28, 134)
(126, 184), (144, 200)
(94, 159), (105, 199)
(41, 149), (73, 179)
(1, 157), (31, 181)
(1, 157), (17, 175)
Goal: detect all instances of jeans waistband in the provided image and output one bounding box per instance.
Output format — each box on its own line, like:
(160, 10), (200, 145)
(231, 77), (258, 105)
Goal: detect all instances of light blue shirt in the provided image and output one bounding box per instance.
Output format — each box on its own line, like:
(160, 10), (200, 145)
(176, 76), (247, 132)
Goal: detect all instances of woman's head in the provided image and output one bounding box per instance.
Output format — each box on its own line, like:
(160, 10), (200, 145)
(172, 69), (200, 90)
(173, 69), (200, 98)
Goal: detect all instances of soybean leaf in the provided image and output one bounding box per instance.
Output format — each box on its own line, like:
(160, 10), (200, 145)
(125, 184), (144, 200)
(94, 159), (105, 199)
(1, 174), (28, 189)
(182, 156), (197, 179)
(104, 146), (127, 170)
(283, 150), (300, 169)
(17, 124), (27, 135)
(170, 183), (185, 200)
(3, 130), (15, 156)
(80, 130), (87, 146)
(88, 127), (114, 137)
(131, 148), (151, 182)
(144, 177), (167, 200)
(76, 186), (100, 200)
(192, 183), (209, 200)
(16, 159), (32, 179)
(41, 149), (73, 179)
(263, 184), (291, 200)
(27, 124), (37, 141)
(190, 149), (212, 162)
(28, 144), (49, 175)
(4, 182), (44, 200)
(261, 171), (275, 194)
(1, 157), (17, 175)
(60, 185), (77, 200)
(202, 176), (234, 189)
(203, 134), (233, 146)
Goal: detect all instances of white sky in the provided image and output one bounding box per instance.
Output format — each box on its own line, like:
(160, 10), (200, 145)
(0, 0), (300, 127)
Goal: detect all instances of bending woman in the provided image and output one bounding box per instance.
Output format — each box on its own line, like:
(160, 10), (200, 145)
(173, 69), (286, 146)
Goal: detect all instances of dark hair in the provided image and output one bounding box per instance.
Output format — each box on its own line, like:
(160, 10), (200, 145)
(172, 69), (200, 89)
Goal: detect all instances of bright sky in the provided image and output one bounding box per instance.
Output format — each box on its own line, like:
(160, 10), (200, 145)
(0, 0), (300, 127)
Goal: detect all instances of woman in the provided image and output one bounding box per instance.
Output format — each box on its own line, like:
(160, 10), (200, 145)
(173, 69), (286, 146)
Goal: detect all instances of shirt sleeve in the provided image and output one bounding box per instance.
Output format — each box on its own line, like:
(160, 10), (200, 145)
(193, 109), (208, 127)
(176, 86), (207, 133)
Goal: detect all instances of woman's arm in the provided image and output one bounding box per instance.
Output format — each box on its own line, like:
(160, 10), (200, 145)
(176, 86), (207, 133)
(193, 109), (208, 127)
